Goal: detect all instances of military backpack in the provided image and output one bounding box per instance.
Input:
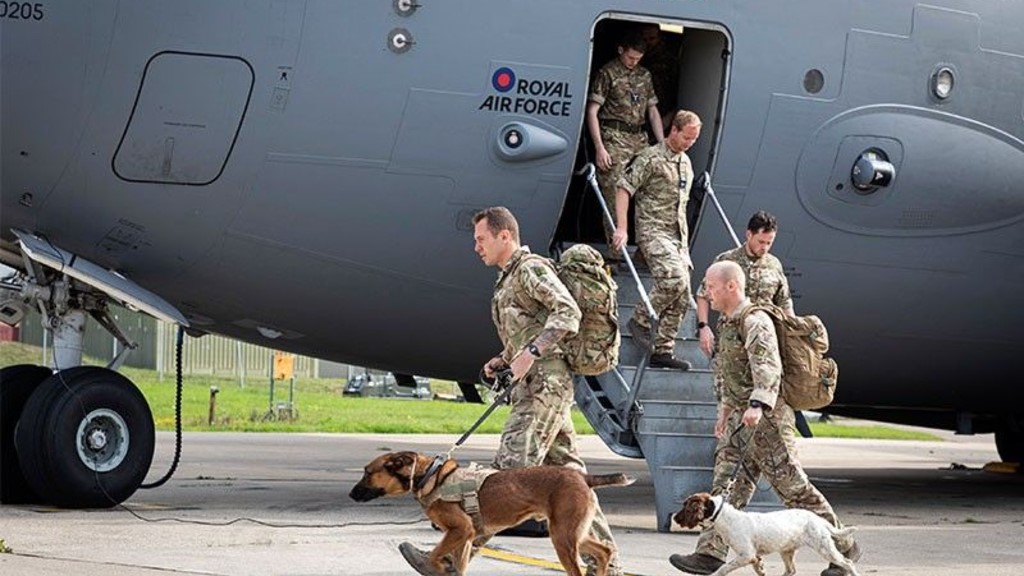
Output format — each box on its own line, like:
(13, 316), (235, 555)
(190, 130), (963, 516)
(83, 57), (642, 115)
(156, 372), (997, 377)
(740, 304), (838, 411)
(554, 244), (621, 376)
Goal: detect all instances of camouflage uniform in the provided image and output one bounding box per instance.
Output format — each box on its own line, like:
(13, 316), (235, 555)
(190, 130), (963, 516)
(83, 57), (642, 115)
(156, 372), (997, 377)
(589, 58), (657, 253)
(695, 245), (794, 508)
(696, 245), (792, 312)
(618, 141), (694, 354)
(694, 299), (855, 562)
(489, 246), (622, 572)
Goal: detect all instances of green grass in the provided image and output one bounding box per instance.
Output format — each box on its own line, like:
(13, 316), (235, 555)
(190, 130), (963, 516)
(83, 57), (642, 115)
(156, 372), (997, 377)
(807, 421), (939, 441)
(1, 341), (941, 440)
(128, 370), (598, 434)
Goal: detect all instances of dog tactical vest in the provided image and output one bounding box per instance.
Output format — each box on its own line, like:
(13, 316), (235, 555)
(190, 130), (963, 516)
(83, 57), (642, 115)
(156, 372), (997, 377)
(416, 465), (498, 534)
(740, 304), (838, 411)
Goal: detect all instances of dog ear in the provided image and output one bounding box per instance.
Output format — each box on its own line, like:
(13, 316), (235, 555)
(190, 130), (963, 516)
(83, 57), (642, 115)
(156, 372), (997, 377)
(673, 495), (702, 529)
(384, 451), (414, 473)
(703, 496), (717, 519)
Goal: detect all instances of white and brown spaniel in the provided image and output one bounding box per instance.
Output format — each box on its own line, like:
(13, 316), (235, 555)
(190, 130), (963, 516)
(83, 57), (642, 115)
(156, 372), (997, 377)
(674, 492), (860, 576)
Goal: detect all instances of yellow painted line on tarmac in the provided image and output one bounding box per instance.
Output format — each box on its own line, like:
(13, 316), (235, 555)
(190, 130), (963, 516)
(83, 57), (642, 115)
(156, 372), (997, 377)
(479, 547), (648, 576)
(479, 547), (565, 571)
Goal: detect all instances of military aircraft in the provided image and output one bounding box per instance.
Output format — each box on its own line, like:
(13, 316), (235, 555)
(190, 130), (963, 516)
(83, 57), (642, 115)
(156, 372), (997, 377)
(2, 0), (1023, 508)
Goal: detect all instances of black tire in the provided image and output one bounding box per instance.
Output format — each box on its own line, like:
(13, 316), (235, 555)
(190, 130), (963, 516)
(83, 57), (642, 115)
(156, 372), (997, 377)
(0, 364), (53, 504)
(14, 367), (155, 508)
(995, 416), (1024, 464)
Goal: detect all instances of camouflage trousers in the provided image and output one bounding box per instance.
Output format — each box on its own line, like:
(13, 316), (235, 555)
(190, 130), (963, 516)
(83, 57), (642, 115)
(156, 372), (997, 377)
(491, 358), (621, 570)
(596, 127), (648, 257)
(632, 234), (691, 354)
(694, 404), (855, 561)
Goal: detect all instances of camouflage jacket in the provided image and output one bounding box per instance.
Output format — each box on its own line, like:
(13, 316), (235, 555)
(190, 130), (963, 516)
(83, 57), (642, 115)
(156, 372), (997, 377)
(618, 141), (693, 245)
(588, 58), (657, 126)
(714, 299), (782, 410)
(491, 247), (581, 363)
(698, 245), (793, 311)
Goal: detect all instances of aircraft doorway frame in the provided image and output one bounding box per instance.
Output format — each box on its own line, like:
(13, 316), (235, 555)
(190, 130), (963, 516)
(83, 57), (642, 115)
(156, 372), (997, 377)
(553, 14), (733, 255)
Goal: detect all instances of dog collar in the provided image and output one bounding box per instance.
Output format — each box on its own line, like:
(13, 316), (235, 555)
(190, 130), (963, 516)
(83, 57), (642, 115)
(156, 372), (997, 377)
(413, 454), (446, 492)
(707, 494), (725, 524)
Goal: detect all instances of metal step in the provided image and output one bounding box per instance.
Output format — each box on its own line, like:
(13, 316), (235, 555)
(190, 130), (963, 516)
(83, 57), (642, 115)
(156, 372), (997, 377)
(574, 262), (781, 532)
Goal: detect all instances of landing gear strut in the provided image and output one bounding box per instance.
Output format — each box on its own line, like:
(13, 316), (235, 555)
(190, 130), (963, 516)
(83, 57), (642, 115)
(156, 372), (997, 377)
(1, 236), (165, 507)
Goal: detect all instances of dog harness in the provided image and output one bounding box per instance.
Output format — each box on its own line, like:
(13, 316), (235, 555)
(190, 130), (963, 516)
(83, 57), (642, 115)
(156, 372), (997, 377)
(416, 463), (498, 534)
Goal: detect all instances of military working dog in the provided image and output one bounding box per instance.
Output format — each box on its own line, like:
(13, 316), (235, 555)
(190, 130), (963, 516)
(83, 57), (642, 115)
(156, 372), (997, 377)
(349, 451), (633, 576)
(674, 492), (860, 576)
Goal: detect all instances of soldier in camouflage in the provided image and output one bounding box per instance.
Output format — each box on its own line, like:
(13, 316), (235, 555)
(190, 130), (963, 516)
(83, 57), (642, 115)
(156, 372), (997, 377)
(587, 30), (664, 258)
(669, 262), (860, 576)
(696, 212), (814, 438)
(612, 110), (702, 370)
(472, 206), (624, 576)
(695, 211), (794, 359)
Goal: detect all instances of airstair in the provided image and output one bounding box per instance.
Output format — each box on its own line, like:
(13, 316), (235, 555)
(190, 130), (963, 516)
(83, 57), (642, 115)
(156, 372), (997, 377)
(569, 165), (780, 532)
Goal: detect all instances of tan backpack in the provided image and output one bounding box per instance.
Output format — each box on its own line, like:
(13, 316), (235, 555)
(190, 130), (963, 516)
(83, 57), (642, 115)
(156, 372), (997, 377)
(741, 304), (838, 410)
(555, 245), (621, 376)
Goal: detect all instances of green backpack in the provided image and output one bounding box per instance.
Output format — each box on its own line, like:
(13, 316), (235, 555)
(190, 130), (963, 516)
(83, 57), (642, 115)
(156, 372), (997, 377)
(555, 244), (621, 376)
(741, 304), (838, 410)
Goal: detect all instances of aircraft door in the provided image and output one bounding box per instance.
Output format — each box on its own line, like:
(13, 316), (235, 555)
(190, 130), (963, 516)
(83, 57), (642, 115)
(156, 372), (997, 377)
(554, 18), (730, 251)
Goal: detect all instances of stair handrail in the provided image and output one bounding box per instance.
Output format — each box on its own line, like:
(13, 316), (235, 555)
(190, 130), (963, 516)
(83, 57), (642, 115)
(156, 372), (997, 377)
(578, 162), (657, 408)
(700, 171), (743, 249)
(578, 163), (659, 327)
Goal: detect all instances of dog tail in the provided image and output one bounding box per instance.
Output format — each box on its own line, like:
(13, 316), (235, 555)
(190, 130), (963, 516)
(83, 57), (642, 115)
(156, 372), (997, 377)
(829, 525), (858, 538)
(585, 473), (635, 489)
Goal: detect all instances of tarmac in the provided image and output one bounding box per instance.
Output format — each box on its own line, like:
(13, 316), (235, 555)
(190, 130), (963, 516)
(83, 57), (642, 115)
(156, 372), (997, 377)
(1, 428), (1022, 575)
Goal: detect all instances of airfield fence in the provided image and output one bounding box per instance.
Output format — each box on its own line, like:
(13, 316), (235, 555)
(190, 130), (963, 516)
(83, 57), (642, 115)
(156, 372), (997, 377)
(15, 307), (338, 380)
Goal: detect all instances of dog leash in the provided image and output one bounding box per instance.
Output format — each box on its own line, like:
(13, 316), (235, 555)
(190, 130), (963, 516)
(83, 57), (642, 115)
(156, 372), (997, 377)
(413, 369), (518, 491)
(720, 423), (758, 498)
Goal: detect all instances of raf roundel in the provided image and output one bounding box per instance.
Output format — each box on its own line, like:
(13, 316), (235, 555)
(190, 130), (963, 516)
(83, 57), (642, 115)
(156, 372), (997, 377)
(492, 67), (516, 93)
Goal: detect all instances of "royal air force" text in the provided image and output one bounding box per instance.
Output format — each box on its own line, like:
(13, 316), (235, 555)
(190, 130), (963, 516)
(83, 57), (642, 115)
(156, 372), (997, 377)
(479, 79), (573, 117)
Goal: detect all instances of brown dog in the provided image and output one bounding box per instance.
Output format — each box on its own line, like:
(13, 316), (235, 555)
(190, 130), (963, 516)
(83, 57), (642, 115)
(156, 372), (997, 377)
(349, 451), (633, 576)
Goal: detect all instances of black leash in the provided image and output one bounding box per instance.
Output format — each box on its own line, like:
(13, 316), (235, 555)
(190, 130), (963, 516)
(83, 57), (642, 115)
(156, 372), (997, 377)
(453, 369), (517, 447)
(721, 421), (759, 497)
(413, 369), (517, 491)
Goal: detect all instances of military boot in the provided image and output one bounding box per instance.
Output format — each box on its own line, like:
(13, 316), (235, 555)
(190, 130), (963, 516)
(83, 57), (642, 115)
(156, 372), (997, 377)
(398, 542), (456, 576)
(628, 317), (652, 349)
(669, 552), (725, 575)
(650, 353), (691, 371)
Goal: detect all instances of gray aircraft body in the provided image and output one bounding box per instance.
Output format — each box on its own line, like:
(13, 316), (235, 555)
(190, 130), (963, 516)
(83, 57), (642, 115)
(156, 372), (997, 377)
(2, 0), (1023, 507)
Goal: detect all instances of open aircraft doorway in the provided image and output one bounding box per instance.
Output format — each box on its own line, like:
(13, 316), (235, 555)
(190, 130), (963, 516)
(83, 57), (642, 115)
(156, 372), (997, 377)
(554, 16), (731, 255)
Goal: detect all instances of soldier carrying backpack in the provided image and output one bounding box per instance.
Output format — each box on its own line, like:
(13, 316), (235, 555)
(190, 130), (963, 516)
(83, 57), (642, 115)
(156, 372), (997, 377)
(740, 304), (838, 411)
(471, 206), (627, 576)
(669, 260), (859, 576)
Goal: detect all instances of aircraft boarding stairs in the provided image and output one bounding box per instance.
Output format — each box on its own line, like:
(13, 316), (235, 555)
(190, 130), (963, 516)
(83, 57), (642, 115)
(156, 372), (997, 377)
(571, 255), (782, 532)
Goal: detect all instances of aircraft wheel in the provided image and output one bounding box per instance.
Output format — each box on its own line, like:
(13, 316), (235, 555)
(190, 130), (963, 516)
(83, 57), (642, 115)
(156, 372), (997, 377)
(1, 364), (53, 503)
(995, 416), (1024, 464)
(14, 366), (155, 508)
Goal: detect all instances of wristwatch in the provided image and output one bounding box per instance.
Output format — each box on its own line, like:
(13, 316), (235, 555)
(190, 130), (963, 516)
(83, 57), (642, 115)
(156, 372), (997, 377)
(697, 321), (708, 329)
(749, 399), (765, 410)
(526, 343), (541, 358)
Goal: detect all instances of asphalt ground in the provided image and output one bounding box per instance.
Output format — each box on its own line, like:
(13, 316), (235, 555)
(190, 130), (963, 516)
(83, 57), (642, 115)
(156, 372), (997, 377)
(1, 429), (1022, 575)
